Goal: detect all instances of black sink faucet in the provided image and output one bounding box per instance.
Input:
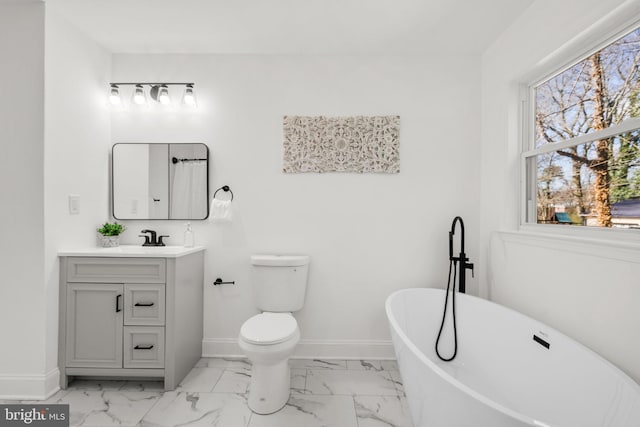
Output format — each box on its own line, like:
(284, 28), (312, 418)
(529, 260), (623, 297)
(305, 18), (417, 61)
(140, 229), (169, 246)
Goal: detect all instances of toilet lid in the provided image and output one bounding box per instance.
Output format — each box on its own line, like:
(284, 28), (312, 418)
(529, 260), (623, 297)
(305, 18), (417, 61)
(240, 313), (298, 345)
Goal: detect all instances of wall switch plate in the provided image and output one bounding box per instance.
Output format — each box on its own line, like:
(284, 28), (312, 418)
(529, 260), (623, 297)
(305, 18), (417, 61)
(68, 194), (80, 214)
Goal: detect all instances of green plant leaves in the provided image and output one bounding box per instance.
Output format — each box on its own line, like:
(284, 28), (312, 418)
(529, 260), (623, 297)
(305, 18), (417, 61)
(97, 222), (126, 236)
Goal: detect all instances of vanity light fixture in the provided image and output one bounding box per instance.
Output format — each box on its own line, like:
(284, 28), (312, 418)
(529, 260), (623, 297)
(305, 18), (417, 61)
(108, 84), (121, 105)
(183, 83), (197, 107)
(108, 82), (197, 109)
(157, 85), (171, 105)
(132, 84), (147, 105)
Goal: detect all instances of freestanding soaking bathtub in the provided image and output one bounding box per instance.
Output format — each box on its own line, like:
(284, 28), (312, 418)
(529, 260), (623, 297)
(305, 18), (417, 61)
(385, 288), (640, 427)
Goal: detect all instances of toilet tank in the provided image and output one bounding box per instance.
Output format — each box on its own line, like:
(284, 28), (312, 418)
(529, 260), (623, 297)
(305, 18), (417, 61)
(250, 255), (310, 312)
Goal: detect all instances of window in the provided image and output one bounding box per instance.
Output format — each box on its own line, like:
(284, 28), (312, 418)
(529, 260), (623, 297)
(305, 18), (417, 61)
(524, 26), (640, 230)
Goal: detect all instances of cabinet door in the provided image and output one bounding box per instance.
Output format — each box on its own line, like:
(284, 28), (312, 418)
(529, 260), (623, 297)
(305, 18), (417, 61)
(66, 283), (123, 368)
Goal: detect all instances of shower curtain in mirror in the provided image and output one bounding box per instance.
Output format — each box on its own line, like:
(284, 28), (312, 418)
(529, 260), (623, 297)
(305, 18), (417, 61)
(170, 161), (208, 219)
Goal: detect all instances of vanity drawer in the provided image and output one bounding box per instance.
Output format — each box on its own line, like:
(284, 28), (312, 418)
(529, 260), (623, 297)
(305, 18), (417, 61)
(123, 326), (165, 368)
(67, 258), (166, 283)
(124, 284), (165, 326)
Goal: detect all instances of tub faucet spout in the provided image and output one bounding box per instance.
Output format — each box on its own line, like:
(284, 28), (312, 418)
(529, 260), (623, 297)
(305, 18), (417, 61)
(449, 216), (474, 293)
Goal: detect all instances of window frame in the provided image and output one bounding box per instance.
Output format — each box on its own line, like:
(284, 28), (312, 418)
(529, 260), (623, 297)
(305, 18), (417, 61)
(520, 20), (640, 242)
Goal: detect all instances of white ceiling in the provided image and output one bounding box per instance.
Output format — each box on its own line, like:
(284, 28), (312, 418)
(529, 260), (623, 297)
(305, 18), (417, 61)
(46, 0), (534, 55)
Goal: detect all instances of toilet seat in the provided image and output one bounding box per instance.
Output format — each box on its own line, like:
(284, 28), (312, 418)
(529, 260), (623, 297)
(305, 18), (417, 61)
(240, 312), (298, 345)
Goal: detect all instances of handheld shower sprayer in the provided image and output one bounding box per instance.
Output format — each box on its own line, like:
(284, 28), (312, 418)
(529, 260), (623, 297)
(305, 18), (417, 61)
(436, 216), (475, 362)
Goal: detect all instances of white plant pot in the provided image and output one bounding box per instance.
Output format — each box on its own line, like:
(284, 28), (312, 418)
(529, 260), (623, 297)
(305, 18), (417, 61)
(100, 235), (120, 247)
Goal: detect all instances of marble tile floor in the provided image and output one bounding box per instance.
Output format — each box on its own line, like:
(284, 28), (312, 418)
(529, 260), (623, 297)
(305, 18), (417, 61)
(6, 358), (413, 427)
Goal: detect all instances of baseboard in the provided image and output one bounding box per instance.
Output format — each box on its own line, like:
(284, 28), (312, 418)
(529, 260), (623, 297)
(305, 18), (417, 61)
(202, 338), (396, 359)
(0, 368), (60, 400)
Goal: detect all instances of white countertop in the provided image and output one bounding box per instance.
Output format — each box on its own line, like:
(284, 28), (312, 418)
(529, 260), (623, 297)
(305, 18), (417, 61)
(58, 245), (206, 258)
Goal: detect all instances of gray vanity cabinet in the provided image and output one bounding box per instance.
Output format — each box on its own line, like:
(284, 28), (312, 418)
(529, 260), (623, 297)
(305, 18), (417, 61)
(58, 249), (204, 390)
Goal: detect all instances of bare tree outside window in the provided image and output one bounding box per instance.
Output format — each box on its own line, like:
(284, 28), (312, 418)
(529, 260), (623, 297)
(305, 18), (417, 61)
(532, 28), (640, 228)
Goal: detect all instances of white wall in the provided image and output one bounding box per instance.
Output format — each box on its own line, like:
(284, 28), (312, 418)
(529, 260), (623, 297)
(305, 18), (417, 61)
(0, 1), (47, 399)
(480, 0), (640, 382)
(0, 2), (111, 399)
(111, 54), (481, 357)
(44, 6), (112, 395)
(490, 232), (640, 381)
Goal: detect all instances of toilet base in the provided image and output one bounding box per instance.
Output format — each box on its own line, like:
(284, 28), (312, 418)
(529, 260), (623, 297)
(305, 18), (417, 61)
(239, 318), (300, 415)
(247, 360), (291, 414)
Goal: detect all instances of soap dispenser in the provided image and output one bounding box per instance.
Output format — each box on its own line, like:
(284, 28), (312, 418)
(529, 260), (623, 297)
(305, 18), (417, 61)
(183, 222), (195, 248)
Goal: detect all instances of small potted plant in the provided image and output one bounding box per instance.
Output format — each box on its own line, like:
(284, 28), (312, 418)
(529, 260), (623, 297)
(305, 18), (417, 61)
(97, 222), (127, 247)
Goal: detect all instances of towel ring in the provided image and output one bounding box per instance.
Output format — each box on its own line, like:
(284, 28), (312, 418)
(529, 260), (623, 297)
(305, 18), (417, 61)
(213, 185), (234, 201)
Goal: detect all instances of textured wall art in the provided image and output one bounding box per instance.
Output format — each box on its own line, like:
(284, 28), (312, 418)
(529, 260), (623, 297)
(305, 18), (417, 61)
(283, 115), (400, 173)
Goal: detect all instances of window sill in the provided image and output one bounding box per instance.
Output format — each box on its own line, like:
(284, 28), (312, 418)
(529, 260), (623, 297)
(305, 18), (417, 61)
(499, 225), (640, 264)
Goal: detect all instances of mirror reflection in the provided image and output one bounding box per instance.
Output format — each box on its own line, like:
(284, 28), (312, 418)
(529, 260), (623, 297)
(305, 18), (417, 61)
(112, 143), (209, 220)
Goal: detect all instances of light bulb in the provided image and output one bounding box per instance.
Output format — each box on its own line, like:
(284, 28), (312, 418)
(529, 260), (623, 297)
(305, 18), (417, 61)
(182, 84), (197, 107)
(158, 85), (171, 105)
(109, 85), (121, 105)
(132, 84), (147, 105)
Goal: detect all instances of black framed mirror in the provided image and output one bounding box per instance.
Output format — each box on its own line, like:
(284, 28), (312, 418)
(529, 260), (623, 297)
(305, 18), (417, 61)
(112, 143), (209, 220)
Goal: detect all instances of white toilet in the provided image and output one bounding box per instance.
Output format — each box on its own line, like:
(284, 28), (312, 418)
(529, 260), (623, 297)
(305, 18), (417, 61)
(238, 254), (310, 414)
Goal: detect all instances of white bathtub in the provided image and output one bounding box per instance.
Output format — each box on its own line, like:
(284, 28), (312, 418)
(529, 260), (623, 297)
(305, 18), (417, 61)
(385, 288), (640, 427)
